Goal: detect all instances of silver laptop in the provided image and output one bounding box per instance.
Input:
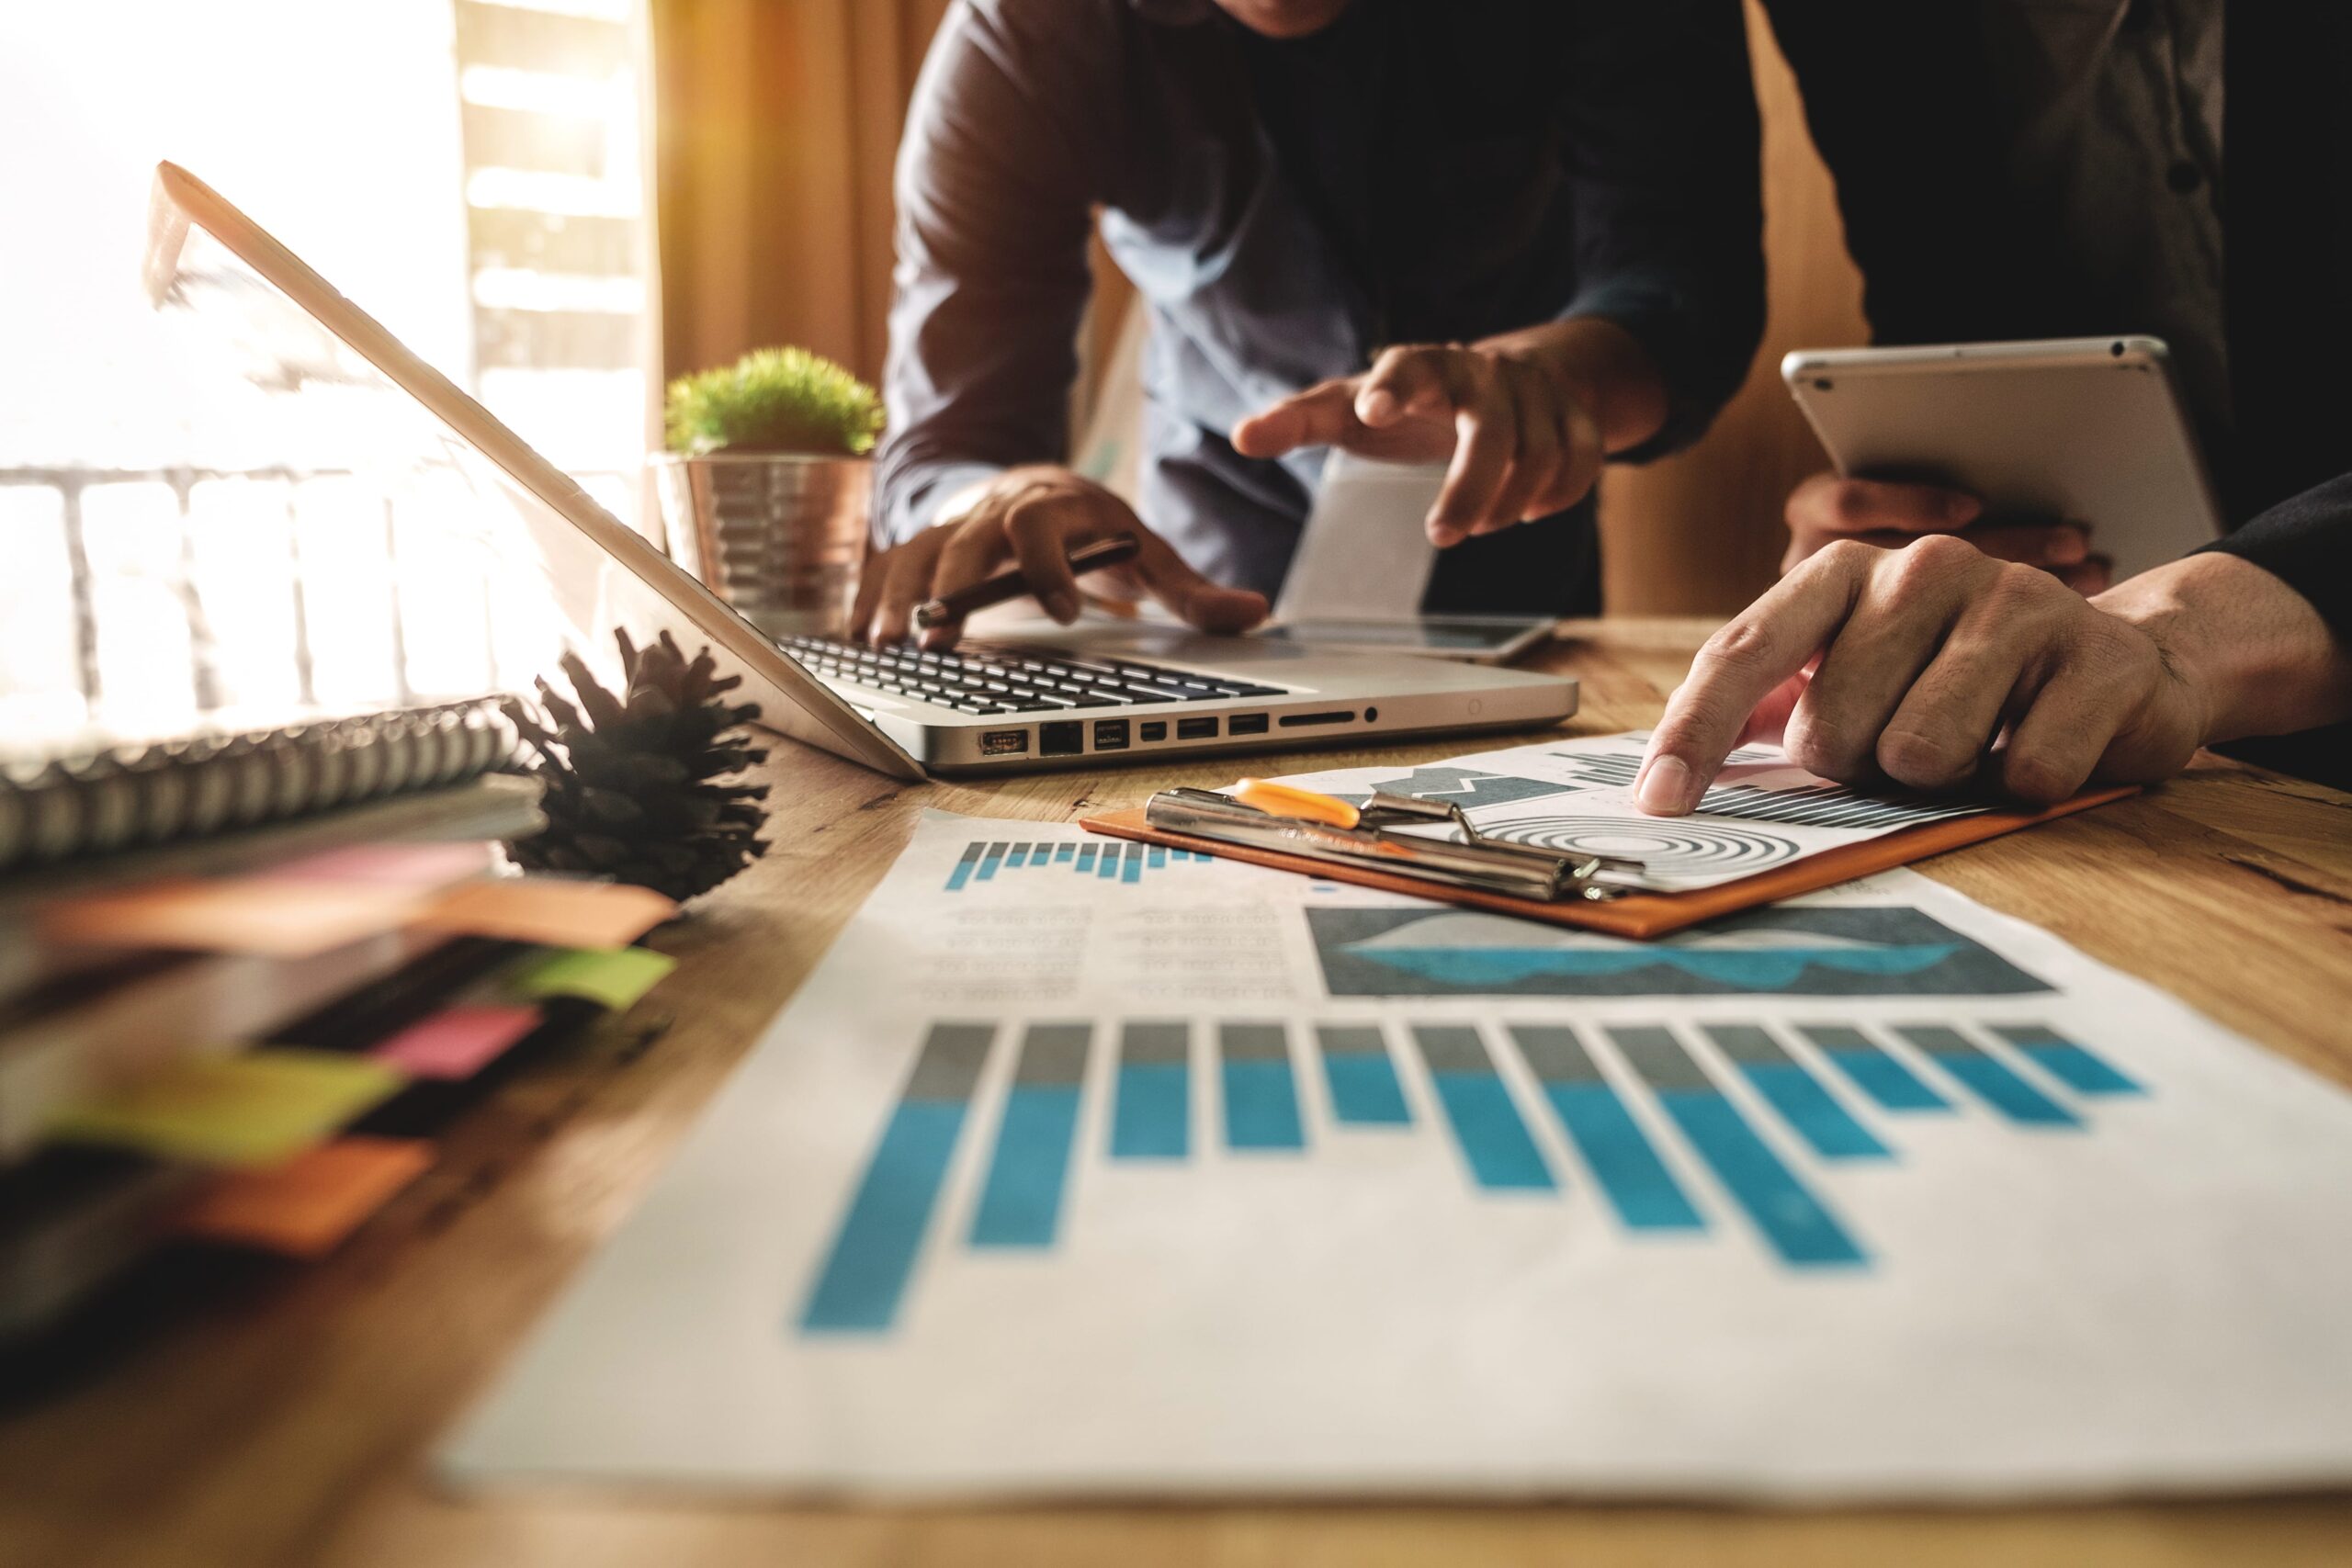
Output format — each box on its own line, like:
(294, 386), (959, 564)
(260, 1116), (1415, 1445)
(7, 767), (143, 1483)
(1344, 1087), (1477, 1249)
(145, 163), (1577, 780)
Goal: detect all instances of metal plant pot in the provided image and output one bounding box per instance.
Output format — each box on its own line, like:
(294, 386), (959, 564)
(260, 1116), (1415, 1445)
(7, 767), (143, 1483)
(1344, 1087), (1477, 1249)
(652, 452), (871, 639)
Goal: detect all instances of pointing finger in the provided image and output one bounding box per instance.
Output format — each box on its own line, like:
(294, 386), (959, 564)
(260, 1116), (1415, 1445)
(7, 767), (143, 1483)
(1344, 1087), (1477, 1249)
(1356, 345), (1453, 427)
(1232, 379), (1364, 459)
(1635, 543), (1877, 814)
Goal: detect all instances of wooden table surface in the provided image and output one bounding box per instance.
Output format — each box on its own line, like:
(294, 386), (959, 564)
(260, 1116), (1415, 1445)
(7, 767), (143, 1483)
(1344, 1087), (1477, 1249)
(6, 618), (2351, 1568)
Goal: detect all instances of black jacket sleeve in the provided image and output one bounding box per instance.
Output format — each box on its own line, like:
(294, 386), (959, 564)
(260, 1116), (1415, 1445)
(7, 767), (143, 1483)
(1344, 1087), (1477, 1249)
(1553, 0), (1765, 458)
(1755, 0), (2075, 346)
(2203, 471), (2352, 644)
(2201, 473), (2352, 784)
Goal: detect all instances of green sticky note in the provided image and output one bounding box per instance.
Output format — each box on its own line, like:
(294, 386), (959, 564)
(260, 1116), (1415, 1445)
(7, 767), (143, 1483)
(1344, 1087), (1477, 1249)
(510, 946), (677, 1011)
(50, 1049), (406, 1168)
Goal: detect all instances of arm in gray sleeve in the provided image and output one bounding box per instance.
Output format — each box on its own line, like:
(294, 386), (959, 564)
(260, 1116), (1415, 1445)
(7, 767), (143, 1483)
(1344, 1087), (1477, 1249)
(874, 1), (1102, 546)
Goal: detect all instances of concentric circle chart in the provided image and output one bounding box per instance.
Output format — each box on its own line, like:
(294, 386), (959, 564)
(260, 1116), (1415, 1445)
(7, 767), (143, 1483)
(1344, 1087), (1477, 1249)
(1479, 816), (1800, 879)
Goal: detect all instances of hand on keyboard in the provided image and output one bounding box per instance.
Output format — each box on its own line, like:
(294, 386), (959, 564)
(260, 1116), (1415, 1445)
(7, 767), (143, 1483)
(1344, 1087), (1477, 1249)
(853, 465), (1267, 649)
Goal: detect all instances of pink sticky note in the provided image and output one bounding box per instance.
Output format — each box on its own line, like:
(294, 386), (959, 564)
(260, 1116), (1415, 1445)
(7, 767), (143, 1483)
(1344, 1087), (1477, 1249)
(370, 1004), (543, 1080)
(266, 841), (498, 888)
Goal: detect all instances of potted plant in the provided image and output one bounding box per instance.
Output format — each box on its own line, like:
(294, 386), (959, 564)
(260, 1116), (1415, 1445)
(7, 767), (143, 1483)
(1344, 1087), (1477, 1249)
(652, 346), (885, 638)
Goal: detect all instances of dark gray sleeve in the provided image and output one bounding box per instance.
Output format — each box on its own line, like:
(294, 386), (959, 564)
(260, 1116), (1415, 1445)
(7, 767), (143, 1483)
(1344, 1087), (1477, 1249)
(1553, 0), (1766, 461)
(873, 1), (1102, 546)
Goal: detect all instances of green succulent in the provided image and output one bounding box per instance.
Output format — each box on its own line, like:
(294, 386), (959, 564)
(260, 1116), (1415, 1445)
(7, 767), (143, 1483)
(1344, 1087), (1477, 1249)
(662, 346), (884, 457)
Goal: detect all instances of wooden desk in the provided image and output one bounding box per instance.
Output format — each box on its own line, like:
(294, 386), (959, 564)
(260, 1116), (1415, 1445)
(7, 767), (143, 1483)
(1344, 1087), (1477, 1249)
(6, 619), (2350, 1568)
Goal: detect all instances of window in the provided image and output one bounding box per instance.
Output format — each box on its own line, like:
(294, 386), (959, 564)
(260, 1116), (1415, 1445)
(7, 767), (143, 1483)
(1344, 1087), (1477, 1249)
(0, 0), (653, 751)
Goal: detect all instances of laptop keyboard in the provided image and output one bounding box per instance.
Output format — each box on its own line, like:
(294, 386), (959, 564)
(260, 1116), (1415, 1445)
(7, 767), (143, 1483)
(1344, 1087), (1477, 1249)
(779, 636), (1290, 716)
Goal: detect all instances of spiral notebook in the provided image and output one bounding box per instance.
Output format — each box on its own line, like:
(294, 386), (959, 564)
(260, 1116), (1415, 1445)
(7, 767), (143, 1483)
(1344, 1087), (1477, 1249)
(0, 701), (515, 874)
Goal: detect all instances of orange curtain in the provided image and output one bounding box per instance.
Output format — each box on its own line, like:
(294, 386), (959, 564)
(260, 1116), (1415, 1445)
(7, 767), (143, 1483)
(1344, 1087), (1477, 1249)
(650, 0), (952, 387)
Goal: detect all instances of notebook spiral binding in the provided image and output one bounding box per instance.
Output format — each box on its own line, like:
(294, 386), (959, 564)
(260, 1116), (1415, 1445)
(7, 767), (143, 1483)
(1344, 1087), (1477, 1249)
(0, 700), (515, 873)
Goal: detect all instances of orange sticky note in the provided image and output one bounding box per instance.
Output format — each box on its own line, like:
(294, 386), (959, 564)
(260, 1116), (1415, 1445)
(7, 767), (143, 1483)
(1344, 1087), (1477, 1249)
(38, 878), (432, 957)
(175, 1136), (434, 1257)
(372, 1003), (542, 1079)
(418, 879), (676, 948)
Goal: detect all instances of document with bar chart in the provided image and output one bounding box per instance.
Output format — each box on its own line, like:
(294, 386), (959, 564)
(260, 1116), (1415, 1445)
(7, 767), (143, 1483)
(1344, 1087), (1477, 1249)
(1258, 731), (1997, 889)
(447, 810), (2352, 1500)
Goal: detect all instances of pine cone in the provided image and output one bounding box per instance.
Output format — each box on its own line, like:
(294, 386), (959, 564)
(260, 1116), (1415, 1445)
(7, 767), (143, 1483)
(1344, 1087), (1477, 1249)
(502, 630), (772, 902)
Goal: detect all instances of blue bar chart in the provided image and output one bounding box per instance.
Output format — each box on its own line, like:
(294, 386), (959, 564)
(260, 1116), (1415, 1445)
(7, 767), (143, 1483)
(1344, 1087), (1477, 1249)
(1219, 1023), (1306, 1151)
(797, 1014), (2152, 1334)
(1702, 1024), (1892, 1160)
(800, 1022), (993, 1333)
(1609, 1026), (1866, 1267)
(1991, 1024), (2144, 1097)
(1316, 1025), (1412, 1126)
(1510, 1025), (1704, 1231)
(1111, 1021), (1190, 1159)
(1411, 1025), (1555, 1190)
(1797, 1024), (1952, 1112)
(944, 840), (1204, 891)
(969, 1024), (1090, 1248)
(1895, 1025), (2082, 1126)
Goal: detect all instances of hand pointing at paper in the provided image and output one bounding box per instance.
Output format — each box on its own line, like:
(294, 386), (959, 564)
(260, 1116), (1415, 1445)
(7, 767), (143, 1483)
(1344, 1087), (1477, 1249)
(1632, 536), (2352, 816)
(1231, 318), (1671, 547)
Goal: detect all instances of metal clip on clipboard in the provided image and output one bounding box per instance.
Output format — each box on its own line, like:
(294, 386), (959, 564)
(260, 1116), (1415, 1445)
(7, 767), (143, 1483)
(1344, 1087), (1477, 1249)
(1141, 783), (1647, 903)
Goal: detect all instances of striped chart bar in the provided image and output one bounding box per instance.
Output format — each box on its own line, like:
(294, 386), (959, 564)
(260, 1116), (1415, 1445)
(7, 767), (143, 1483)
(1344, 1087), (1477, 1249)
(969, 1023), (1091, 1248)
(1510, 1025), (1703, 1231)
(1110, 1021), (1190, 1159)
(1702, 1024), (1891, 1160)
(1410, 1025), (1555, 1191)
(1314, 1025), (1412, 1126)
(1610, 1026), (1866, 1268)
(1219, 1022), (1306, 1151)
(1894, 1025), (2082, 1126)
(799, 1022), (994, 1332)
(1796, 1023), (1952, 1111)
(1544, 751), (1983, 829)
(1990, 1024), (2144, 1097)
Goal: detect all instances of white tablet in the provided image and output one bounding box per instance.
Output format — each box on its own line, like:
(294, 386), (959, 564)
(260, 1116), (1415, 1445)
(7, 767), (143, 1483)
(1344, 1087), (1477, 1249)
(1781, 336), (2223, 581)
(1269, 450), (1554, 664)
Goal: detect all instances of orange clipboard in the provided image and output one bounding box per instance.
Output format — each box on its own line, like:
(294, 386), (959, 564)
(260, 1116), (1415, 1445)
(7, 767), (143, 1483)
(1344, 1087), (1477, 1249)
(1080, 786), (2134, 940)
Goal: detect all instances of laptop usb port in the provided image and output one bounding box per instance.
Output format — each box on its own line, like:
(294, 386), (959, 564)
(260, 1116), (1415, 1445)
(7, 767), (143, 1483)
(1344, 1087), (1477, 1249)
(1227, 713), (1270, 736)
(1175, 716), (1219, 741)
(1092, 718), (1129, 750)
(1039, 720), (1084, 757)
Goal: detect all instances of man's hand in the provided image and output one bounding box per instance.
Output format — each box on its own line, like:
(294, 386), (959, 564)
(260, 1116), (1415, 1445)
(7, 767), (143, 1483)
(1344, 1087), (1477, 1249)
(1633, 535), (2213, 815)
(1782, 472), (2110, 592)
(1231, 342), (1604, 547)
(851, 465), (1268, 649)
(1230, 318), (1668, 547)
